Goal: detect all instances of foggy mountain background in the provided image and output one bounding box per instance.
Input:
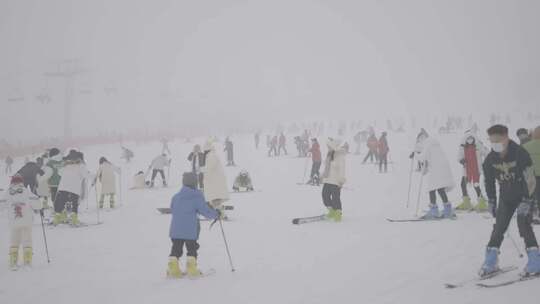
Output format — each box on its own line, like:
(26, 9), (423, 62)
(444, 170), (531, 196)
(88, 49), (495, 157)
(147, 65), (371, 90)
(1, 0), (539, 143)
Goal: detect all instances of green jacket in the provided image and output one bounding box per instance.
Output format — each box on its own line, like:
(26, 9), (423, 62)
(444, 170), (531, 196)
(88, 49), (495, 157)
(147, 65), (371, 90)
(46, 159), (63, 187)
(524, 139), (540, 177)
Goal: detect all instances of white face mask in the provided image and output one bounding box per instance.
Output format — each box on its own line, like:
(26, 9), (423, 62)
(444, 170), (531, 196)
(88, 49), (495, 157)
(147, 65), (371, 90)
(466, 138), (474, 144)
(491, 142), (505, 153)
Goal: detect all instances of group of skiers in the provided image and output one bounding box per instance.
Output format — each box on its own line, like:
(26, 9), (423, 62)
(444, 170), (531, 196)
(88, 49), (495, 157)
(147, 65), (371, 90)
(4, 147), (123, 270)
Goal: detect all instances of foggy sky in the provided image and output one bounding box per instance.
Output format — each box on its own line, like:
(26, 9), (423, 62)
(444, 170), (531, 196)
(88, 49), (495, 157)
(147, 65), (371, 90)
(1, 0), (539, 142)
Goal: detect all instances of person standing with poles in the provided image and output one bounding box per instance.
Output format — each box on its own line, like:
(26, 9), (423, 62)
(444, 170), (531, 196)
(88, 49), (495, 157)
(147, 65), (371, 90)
(479, 125), (540, 277)
(94, 157), (121, 209)
(307, 138), (322, 185)
(201, 140), (230, 219)
(523, 126), (540, 223)
(321, 138), (347, 222)
(378, 132), (389, 173)
(166, 172), (219, 279)
(5, 174), (42, 270)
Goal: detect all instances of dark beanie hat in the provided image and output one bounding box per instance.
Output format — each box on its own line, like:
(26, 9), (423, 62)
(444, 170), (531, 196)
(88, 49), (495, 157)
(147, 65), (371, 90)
(49, 148), (60, 158)
(182, 172), (198, 188)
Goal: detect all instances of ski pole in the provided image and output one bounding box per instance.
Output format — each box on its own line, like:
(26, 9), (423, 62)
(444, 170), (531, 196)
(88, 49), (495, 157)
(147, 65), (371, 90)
(40, 212), (51, 263)
(414, 172), (424, 217)
(119, 170), (123, 206)
(406, 156), (414, 208)
(218, 218), (236, 272)
(300, 156), (309, 184)
(507, 229), (524, 258)
(95, 182), (100, 224)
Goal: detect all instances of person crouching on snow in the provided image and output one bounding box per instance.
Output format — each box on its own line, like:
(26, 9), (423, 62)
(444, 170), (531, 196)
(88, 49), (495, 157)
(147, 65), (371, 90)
(321, 138), (347, 222)
(6, 174), (42, 270)
(167, 172), (219, 279)
(232, 170), (254, 192)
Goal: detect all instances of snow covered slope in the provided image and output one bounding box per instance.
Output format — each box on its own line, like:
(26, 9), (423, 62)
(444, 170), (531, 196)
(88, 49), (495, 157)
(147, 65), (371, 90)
(1, 131), (538, 304)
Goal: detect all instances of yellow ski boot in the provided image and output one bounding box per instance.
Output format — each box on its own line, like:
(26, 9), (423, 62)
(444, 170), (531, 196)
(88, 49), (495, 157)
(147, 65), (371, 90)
(70, 213), (80, 226)
(456, 196), (473, 211)
(166, 257), (183, 278)
(475, 197), (488, 212)
(186, 256), (201, 279)
(23, 247), (32, 267)
(333, 209), (343, 222)
(9, 247), (18, 270)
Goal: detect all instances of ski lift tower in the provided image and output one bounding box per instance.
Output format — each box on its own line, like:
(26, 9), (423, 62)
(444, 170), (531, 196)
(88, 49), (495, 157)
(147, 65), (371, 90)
(44, 59), (89, 141)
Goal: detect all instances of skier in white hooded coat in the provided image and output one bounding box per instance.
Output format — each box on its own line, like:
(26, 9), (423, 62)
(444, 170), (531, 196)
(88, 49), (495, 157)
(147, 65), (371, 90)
(417, 133), (455, 219)
(321, 138), (347, 222)
(201, 140), (229, 218)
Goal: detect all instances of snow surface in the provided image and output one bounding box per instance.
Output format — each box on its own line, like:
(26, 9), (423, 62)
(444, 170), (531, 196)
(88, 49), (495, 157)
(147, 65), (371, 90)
(1, 131), (538, 304)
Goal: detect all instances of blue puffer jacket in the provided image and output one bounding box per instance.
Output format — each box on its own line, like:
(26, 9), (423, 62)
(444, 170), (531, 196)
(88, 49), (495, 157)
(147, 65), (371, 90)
(169, 186), (219, 240)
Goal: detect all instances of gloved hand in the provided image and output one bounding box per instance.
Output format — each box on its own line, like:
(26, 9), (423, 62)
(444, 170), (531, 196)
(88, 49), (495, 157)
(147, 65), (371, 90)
(459, 159), (466, 165)
(39, 209), (45, 217)
(409, 152), (415, 159)
(517, 198), (534, 217)
(488, 199), (497, 218)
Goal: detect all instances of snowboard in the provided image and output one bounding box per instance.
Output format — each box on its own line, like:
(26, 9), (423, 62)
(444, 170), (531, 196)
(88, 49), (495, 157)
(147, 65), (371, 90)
(292, 214), (327, 225)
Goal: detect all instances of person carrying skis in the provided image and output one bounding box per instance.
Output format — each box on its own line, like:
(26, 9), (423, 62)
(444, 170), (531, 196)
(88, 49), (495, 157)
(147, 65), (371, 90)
(378, 132), (389, 173)
(308, 138), (322, 185)
(321, 138), (347, 222)
(201, 140), (230, 219)
(224, 137), (235, 166)
(278, 133), (288, 156)
(232, 170), (254, 192)
(479, 125), (540, 277)
(362, 132), (379, 164)
(5, 174), (42, 270)
(148, 154), (170, 188)
(188, 144), (205, 189)
(523, 126), (540, 223)
(456, 131), (489, 211)
(94, 157), (121, 209)
(417, 133), (455, 219)
(52, 150), (91, 226)
(166, 172), (219, 279)
(17, 157), (44, 194)
(121, 146), (134, 163)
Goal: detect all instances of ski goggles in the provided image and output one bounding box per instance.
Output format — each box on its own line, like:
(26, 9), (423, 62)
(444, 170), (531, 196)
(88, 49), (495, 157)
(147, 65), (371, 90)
(9, 188), (24, 195)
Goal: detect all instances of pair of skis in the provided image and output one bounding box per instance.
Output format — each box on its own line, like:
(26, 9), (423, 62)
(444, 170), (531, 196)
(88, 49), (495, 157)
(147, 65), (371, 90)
(386, 214), (457, 222)
(157, 206), (234, 214)
(445, 266), (540, 289)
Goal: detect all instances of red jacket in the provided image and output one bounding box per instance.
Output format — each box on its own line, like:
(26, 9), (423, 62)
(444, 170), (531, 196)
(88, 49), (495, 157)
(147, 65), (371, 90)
(367, 135), (378, 151)
(309, 142), (322, 162)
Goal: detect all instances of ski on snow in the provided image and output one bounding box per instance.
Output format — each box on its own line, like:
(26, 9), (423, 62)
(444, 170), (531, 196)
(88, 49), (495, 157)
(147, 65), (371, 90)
(157, 206), (234, 214)
(444, 266), (518, 289)
(167, 268), (217, 280)
(292, 215), (327, 225)
(386, 215), (457, 223)
(476, 272), (540, 288)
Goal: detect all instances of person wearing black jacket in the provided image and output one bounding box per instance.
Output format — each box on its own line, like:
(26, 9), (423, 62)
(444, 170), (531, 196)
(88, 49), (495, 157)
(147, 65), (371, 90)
(188, 145), (205, 189)
(17, 158), (44, 194)
(479, 125), (540, 277)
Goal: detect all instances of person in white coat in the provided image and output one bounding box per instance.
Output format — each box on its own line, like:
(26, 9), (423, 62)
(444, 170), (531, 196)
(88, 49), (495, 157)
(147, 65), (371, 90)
(201, 140), (229, 218)
(6, 174), (41, 270)
(148, 154), (170, 188)
(94, 157), (121, 209)
(321, 138), (347, 222)
(53, 151), (91, 226)
(417, 133), (455, 219)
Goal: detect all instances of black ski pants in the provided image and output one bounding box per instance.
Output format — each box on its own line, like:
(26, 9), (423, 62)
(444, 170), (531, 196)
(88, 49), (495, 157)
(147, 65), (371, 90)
(54, 191), (80, 214)
(429, 188), (448, 205)
(322, 183), (342, 211)
(487, 198), (538, 249)
(170, 239), (200, 258)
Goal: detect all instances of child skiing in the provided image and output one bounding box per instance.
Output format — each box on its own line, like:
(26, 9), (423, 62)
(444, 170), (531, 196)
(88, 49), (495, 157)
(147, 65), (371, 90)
(94, 157), (121, 209)
(6, 174), (42, 270)
(456, 131), (489, 211)
(479, 125), (540, 277)
(167, 172), (219, 279)
(416, 132), (456, 219)
(321, 138), (347, 222)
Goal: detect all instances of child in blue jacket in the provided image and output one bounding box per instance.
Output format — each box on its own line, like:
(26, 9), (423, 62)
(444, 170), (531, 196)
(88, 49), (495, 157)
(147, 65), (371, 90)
(167, 172), (219, 278)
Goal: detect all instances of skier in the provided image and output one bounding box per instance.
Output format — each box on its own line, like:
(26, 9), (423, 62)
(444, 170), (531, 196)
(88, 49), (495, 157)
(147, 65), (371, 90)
(254, 132), (260, 149)
(321, 138), (347, 222)
(166, 172), (219, 279)
(278, 133), (288, 156)
(268, 135), (278, 157)
(16, 157), (44, 194)
(121, 146), (134, 163)
(524, 126), (540, 223)
(410, 129), (429, 171)
(161, 137), (171, 155)
(201, 140), (230, 219)
(52, 150), (90, 226)
(5, 155), (13, 174)
(417, 133), (456, 219)
(188, 144), (205, 189)
(232, 170), (254, 191)
(36, 156), (52, 209)
(479, 125), (540, 277)
(94, 157), (121, 209)
(362, 132), (379, 164)
(148, 154), (170, 188)
(43, 148), (63, 204)
(5, 174), (41, 270)
(517, 128), (532, 146)
(224, 137), (235, 166)
(378, 132), (389, 173)
(455, 132), (489, 211)
(307, 138), (322, 185)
